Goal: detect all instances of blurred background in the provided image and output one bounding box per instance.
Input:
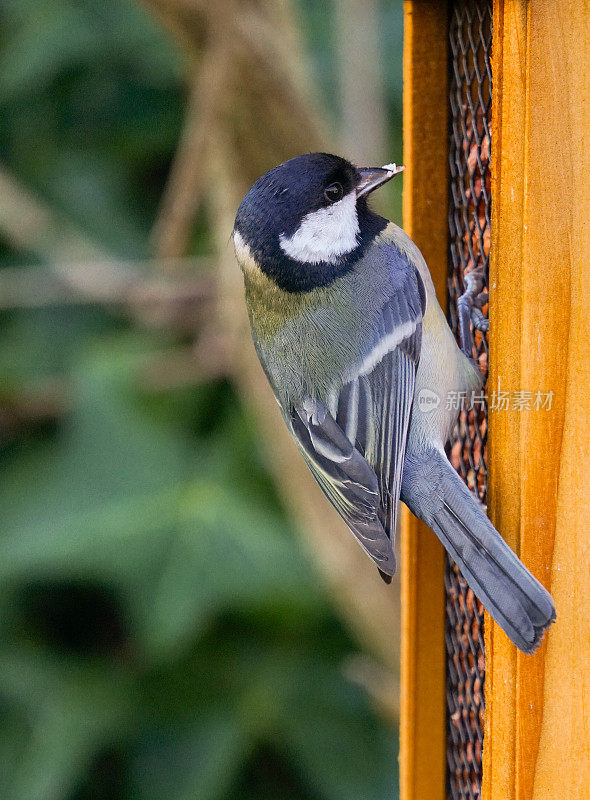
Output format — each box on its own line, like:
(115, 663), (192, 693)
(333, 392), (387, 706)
(0, 1), (405, 798)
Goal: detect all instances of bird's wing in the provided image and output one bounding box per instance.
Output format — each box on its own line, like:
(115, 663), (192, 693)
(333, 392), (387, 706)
(291, 256), (425, 577)
(290, 396), (397, 574)
(338, 262), (425, 555)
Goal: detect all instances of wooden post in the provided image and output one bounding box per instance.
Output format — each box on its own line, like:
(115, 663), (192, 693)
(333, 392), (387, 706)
(486, 2), (590, 799)
(400, 4), (448, 800)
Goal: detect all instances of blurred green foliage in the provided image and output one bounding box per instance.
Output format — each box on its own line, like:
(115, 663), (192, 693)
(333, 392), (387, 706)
(0, 0), (184, 256)
(0, 1), (402, 798)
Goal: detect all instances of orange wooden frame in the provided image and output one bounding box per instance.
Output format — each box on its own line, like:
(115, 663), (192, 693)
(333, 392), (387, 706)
(400, 2), (590, 799)
(400, 4), (449, 800)
(485, 2), (590, 799)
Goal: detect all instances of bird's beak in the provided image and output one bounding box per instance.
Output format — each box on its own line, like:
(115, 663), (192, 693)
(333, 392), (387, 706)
(356, 163), (405, 198)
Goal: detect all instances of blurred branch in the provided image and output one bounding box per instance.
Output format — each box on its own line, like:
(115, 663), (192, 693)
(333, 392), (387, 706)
(0, 258), (216, 341)
(0, 167), (217, 338)
(334, 0), (387, 164)
(0, 260), (214, 310)
(151, 46), (232, 259)
(139, 0), (401, 716)
(0, 165), (105, 264)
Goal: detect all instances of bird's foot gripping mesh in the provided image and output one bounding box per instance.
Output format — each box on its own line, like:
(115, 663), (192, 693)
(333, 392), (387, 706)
(446, 2), (492, 799)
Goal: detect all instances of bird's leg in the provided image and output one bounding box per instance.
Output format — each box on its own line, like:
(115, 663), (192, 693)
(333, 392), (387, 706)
(457, 266), (489, 362)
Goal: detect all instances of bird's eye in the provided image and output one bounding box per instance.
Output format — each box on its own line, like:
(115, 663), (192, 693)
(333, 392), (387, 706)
(324, 182), (344, 203)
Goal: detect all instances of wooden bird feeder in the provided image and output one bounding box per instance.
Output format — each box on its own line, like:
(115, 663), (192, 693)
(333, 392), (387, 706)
(400, 2), (589, 799)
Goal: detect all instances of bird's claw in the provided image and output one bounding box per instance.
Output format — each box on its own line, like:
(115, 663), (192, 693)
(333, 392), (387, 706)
(457, 268), (488, 362)
(470, 305), (489, 333)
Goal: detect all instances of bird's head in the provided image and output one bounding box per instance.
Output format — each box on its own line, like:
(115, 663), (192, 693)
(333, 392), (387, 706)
(233, 153), (403, 293)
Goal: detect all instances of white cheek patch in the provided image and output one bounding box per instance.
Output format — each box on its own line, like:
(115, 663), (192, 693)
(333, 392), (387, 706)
(278, 191), (359, 264)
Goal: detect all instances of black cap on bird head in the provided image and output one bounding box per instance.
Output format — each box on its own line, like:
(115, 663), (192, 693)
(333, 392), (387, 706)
(233, 153), (403, 293)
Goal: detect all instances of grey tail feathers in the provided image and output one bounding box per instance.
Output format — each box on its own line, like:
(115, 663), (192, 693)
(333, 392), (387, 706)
(410, 452), (556, 654)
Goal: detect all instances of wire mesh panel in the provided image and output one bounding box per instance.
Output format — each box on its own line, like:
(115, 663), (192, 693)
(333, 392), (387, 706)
(446, 2), (492, 799)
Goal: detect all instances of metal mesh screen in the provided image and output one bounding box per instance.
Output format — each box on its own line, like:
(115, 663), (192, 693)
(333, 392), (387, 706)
(446, 2), (492, 799)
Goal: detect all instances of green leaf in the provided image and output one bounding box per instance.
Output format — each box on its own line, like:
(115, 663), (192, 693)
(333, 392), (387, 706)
(132, 711), (251, 800)
(0, 338), (316, 661)
(0, 648), (135, 800)
(279, 661), (398, 800)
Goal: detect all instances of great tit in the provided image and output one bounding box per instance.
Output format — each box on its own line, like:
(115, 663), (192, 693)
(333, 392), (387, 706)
(233, 152), (555, 654)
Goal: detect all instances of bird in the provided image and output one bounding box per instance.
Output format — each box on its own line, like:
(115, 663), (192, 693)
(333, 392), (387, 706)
(232, 152), (555, 654)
